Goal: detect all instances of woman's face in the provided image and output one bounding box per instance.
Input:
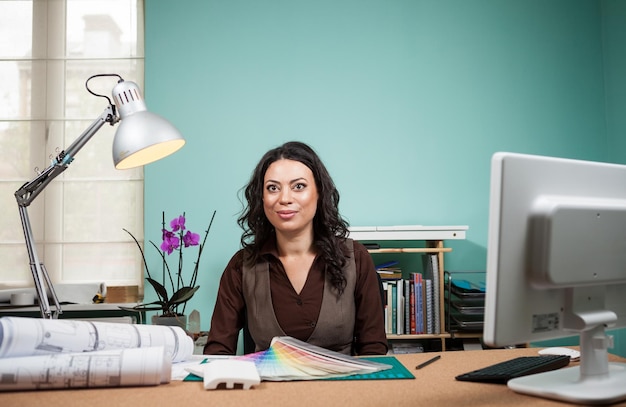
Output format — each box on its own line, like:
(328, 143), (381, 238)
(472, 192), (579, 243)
(263, 159), (318, 236)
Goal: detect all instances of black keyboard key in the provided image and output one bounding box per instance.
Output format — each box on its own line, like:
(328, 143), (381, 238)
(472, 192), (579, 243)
(455, 354), (571, 384)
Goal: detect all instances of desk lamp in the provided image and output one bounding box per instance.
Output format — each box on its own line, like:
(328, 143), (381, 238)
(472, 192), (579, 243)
(14, 74), (185, 319)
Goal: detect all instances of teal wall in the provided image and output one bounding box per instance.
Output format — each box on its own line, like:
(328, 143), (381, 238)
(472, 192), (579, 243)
(604, 0), (626, 164)
(143, 0), (626, 354)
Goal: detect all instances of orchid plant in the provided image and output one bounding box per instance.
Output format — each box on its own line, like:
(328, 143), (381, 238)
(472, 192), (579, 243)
(123, 210), (216, 317)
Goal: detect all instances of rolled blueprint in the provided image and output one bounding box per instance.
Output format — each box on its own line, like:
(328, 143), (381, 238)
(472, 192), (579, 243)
(0, 316), (193, 362)
(0, 346), (171, 391)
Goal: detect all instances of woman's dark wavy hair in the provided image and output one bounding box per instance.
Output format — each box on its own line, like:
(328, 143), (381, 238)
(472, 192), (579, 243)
(238, 141), (350, 294)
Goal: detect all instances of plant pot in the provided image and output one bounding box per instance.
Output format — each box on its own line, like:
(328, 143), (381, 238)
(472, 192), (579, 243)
(151, 314), (187, 330)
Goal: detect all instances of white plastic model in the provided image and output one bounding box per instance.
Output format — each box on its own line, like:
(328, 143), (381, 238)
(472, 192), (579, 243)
(186, 359), (261, 390)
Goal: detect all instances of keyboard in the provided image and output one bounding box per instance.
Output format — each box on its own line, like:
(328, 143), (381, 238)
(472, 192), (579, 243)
(455, 354), (571, 384)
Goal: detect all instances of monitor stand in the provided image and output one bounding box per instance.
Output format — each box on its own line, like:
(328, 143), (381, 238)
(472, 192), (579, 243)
(508, 325), (626, 405)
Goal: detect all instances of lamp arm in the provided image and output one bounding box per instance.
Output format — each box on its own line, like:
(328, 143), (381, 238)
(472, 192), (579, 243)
(13, 105), (118, 319)
(17, 206), (60, 319)
(15, 105), (117, 208)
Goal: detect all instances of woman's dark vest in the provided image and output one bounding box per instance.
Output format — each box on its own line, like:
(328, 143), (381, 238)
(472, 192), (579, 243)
(242, 239), (356, 355)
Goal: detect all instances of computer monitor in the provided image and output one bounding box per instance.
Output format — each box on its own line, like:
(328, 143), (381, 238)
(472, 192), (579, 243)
(484, 152), (626, 405)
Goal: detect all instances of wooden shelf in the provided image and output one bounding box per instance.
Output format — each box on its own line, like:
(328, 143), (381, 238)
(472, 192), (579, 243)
(367, 247), (452, 254)
(386, 333), (451, 340)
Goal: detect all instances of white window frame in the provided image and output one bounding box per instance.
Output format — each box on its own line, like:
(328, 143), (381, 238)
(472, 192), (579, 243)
(0, 0), (145, 294)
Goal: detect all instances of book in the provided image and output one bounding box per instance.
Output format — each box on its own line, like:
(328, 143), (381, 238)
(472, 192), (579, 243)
(390, 280), (400, 334)
(425, 278), (434, 334)
(377, 269), (403, 280)
(424, 253), (441, 334)
(410, 272), (424, 334)
(382, 281), (389, 332)
(404, 278), (410, 335)
(409, 279), (416, 334)
(385, 281), (394, 334)
(375, 260), (399, 270)
(396, 278), (404, 335)
(377, 261), (402, 280)
(416, 273), (424, 333)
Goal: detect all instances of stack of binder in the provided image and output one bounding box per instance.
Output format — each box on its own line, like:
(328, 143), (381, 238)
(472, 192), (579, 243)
(444, 271), (485, 332)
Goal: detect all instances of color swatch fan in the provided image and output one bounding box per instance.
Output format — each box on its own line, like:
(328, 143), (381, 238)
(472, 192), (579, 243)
(235, 336), (392, 381)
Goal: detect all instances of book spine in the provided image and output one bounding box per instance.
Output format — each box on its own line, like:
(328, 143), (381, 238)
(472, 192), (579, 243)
(404, 279), (410, 335)
(391, 281), (397, 334)
(430, 254), (441, 334)
(409, 277), (415, 334)
(381, 281), (387, 333)
(416, 273), (423, 334)
(425, 279), (434, 334)
(396, 279), (404, 335)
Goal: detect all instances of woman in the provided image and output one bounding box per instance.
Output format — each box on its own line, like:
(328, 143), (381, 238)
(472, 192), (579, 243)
(204, 141), (387, 355)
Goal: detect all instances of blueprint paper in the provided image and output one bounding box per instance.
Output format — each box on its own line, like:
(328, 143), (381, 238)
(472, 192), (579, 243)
(0, 316), (193, 362)
(0, 316), (195, 390)
(0, 346), (171, 390)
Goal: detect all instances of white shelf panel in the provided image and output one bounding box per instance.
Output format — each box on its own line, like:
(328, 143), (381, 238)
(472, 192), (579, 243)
(348, 225), (468, 241)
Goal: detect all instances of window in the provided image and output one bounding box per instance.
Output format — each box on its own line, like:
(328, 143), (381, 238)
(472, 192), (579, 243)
(0, 0), (145, 290)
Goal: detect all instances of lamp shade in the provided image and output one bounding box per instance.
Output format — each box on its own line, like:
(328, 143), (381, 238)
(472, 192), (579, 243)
(111, 80), (185, 169)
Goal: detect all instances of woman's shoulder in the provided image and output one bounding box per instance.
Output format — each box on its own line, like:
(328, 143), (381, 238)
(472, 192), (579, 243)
(336, 238), (371, 263)
(224, 248), (246, 270)
(346, 239), (376, 271)
(348, 238), (370, 255)
(225, 248), (243, 260)
(227, 247), (268, 271)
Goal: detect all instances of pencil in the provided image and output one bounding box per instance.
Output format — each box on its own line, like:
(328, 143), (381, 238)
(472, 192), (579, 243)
(416, 355), (441, 369)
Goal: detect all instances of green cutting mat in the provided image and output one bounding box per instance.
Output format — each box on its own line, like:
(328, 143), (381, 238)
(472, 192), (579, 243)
(323, 356), (415, 381)
(184, 355), (414, 382)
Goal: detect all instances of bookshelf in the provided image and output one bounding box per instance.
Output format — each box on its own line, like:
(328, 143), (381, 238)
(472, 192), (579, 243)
(347, 225), (470, 352)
